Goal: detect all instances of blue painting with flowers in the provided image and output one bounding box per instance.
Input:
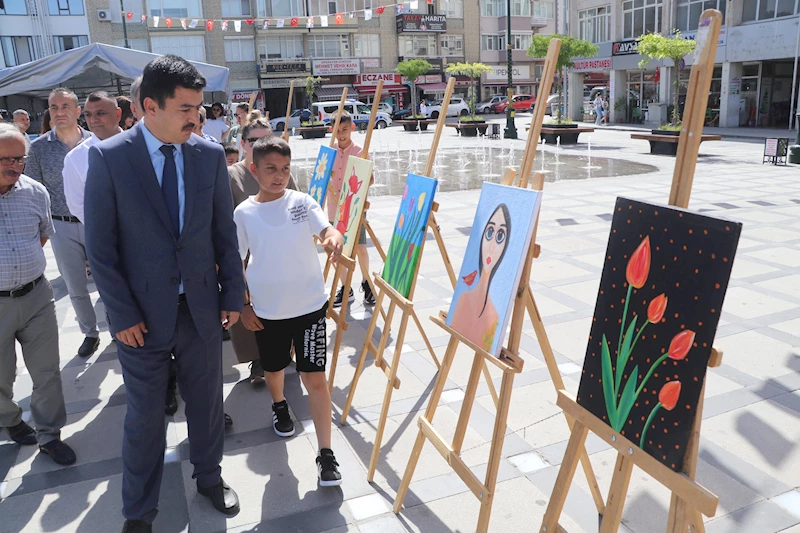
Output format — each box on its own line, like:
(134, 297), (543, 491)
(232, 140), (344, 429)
(308, 145), (337, 206)
(381, 174), (437, 298)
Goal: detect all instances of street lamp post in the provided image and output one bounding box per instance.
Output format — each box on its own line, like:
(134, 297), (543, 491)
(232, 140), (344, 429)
(119, 0), (130, 48)
(504, 0), (517, 139)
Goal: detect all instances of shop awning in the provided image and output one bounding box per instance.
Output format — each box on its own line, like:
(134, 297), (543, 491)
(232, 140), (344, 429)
(316, 86), (353, 100)
(418, 82), (447, 92)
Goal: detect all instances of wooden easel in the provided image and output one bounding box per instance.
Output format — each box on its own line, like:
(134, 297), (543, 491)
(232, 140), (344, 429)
(280, 80), (295, 142)
(326, 82), (388, 393)
(337, 77), (459, 482)
(540, 10), (723, 533)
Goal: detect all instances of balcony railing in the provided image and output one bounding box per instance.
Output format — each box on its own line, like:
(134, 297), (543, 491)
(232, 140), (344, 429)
(531, 16), (548, 27)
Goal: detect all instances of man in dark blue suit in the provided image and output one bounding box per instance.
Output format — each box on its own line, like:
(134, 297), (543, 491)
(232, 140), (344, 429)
(84, 55), (245, 533)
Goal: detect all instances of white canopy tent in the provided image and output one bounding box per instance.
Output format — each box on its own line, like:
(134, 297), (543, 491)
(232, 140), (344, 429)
(0, 43), (230, 100)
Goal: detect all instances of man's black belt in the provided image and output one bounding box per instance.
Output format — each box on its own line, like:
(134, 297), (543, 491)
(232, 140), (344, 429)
(52, 215), (80, 223)
(0, 275), (44, 298)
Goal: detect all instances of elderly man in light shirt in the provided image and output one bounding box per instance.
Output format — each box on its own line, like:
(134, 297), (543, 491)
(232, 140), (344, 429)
(12, 109), (31, 148)
(63, 91), (122, 225)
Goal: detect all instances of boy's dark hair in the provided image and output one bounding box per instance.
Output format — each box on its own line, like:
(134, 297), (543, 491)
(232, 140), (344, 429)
(252, 136), (291, 166)
(222, 142), (239, 156)
(140, 55), (206, 110)
(331, 110), (353, 126)
(242, 118), (272, 140)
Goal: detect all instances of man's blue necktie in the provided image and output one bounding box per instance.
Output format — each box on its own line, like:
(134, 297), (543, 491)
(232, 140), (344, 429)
(159, 144), (180, 237)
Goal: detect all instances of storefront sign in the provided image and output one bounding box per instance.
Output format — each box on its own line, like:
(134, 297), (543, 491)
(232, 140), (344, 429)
(486, 65), (530, 80)
(361, 58), (380, 69)
(312, 58), (360, 76)
(612, 40), (639, 56)
(571, 59), (612, 72)
(259, 79), (295, 88)
(231, 90), (257, 103)
(356, 73), (401, 86)
(395, 14), (447, 33)
(260, 60), (308, 74)
(681, 27), (726, 46)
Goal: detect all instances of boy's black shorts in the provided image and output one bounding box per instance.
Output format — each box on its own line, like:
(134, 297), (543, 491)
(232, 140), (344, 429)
(253, 302), (328, 373)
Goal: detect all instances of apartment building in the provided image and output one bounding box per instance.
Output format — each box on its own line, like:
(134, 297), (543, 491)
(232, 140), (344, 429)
(478, 0), (556, 99)
(565, 0), (800, 128)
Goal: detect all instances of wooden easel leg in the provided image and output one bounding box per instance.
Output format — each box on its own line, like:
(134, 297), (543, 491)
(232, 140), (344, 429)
(373, 301), (397, 366)
(340, 288), (387, 424)
(328, 264), (355, 395)
(410, 307), (440, 369)
(599, 454), (634, 533)
(363, 218), (386, 261)
(428, 213), (457, 289)
(476, 370), (516, 533)
(481, 362), (499, 409)
(540, 420), (590, 532)
(367, 309), (411, 481)
(452, 352), (484, 454)
(357, 257), (388, 322)
(394, 335), (460, 513)
(525, 286), (606, 514)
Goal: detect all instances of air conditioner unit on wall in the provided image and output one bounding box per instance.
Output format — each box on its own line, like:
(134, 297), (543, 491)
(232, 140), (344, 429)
(97, 9), (112, 21)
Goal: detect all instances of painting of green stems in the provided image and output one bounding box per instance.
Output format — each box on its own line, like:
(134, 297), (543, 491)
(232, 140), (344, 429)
(381, 174), (437, 298)
(576, 197), (741, 472)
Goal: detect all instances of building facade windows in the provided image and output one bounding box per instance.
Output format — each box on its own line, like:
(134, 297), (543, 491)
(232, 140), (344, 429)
(0, 0), (29, 15)
(308, 34), (349, 57)
(444, 0), (463, 18)
(148, 0), (201, 18)
(309, 0), (356, 15)
(532, 1), (553, 17)
(1, 36), (35, 66)
(513, 33), (532, 49)
(578, 6), (610, 43)
(258, 0), (304, 17)
(480, 34), (506, 50)
(114, 38), (149, 51)
(224, 37), (256, 61)
(53, 35), (88, 52)
(354, 34), (380, 57)
(440, 34), (463, 56)
(222, 0), (251, 17)
(151, 35), (206, 61)
(622, 0), (663, 39)
(259, 34), (303, 59)
(481, 0), (506, 17)
(676, 0), (726, 30)
(48, 0), (84, 15)
(742, 0), (797, 21)
(399, 34), (436, 56)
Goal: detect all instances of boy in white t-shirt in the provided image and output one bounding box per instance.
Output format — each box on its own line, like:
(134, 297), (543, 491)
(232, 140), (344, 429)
(234, 136), (345, 487)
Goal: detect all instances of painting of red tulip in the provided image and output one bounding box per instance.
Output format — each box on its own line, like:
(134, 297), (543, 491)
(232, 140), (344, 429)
(381, 174), (437, 298)
(334, 156), (374, 259)
(577, 198), (741, 471)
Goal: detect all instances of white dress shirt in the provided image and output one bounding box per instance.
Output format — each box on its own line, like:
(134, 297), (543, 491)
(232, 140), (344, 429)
(62, 133), (100, 224)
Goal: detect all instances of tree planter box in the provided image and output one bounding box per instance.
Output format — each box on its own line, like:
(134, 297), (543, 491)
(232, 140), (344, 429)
(534, 124), (593, 145)
(396, 119), (434, 131)
(631, 132), (721, 156)
(447, 123), (488, 137)
(297, 126), (327, 139)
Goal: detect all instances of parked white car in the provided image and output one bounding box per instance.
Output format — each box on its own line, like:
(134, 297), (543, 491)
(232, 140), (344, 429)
(476, 95), (507, 114)
(313, 101), (392, 128)
(269, 109), (305, 132)
(424, 97), (470, 119)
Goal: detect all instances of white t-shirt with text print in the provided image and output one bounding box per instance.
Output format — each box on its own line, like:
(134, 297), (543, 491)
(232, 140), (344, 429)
(234, 190), (331, 320)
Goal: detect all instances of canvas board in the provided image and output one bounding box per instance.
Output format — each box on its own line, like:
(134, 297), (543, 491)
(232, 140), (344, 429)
(446, 183), (542, 357)
(576, 197), (742, 472)
(334, 155), (374, 259)
(381, 174), (438, 298)
(308, 145), (337, 207)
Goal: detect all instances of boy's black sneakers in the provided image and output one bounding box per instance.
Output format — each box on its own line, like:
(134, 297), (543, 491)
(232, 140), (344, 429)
(360, 280), (376, 305)
(316, 448), (343, 487)
(272, 400), (295, 437)
(333, 287), (354, 308)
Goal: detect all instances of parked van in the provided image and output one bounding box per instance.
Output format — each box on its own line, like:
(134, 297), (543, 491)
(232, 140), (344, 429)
(312, 100), (393, 129)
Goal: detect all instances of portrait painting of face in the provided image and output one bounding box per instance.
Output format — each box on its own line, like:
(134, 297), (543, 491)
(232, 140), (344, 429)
(446, 183), (542, 357)
(308, 145), (337, 207)
(576, 198), (741, 472)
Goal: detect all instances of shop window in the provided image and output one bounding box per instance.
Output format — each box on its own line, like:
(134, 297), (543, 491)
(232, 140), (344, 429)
(622, 0), (663, 39)
(578, 5), (610, 43)
(743, 0), (798, 21)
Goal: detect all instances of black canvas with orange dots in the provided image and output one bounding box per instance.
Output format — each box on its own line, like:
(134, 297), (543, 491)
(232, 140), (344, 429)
(576, 197), (742, 472)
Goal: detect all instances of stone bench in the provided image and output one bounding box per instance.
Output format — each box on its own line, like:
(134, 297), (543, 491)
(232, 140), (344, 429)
(525, 125), (595, 145)
(631, 133), (722, 156)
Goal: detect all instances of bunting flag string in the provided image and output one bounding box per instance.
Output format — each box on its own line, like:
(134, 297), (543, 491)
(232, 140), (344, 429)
(115, 1), (419, 32)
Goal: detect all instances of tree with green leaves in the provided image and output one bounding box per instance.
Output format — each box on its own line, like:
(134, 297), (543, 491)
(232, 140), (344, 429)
(395, 59), (433, 118)
(636, 32), (696, 126)
(445, 62), (493, 119)
(527, 34), (599, 123)
(304, 75), (323, 107)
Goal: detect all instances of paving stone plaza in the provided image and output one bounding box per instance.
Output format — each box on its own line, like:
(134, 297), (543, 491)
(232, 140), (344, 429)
(2, 120), (799, 533)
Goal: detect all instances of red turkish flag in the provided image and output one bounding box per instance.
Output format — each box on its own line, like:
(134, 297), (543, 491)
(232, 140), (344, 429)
(376, 6), (385, 13)
(335, 13), (344, 24)
(165, 17), (173, 28)
(206, 19), (214, 30)
(245, 19), (255, 25)
(290, 17), (299, 26)
(654, 67), (660, 82)
(126, 12), (133, 20)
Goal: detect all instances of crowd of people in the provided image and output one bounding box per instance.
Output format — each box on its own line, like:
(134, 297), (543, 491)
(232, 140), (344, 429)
(0, 54), (371, 533)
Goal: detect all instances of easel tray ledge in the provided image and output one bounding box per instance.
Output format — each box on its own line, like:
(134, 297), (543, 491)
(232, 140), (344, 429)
(431, 312), (524, 374)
